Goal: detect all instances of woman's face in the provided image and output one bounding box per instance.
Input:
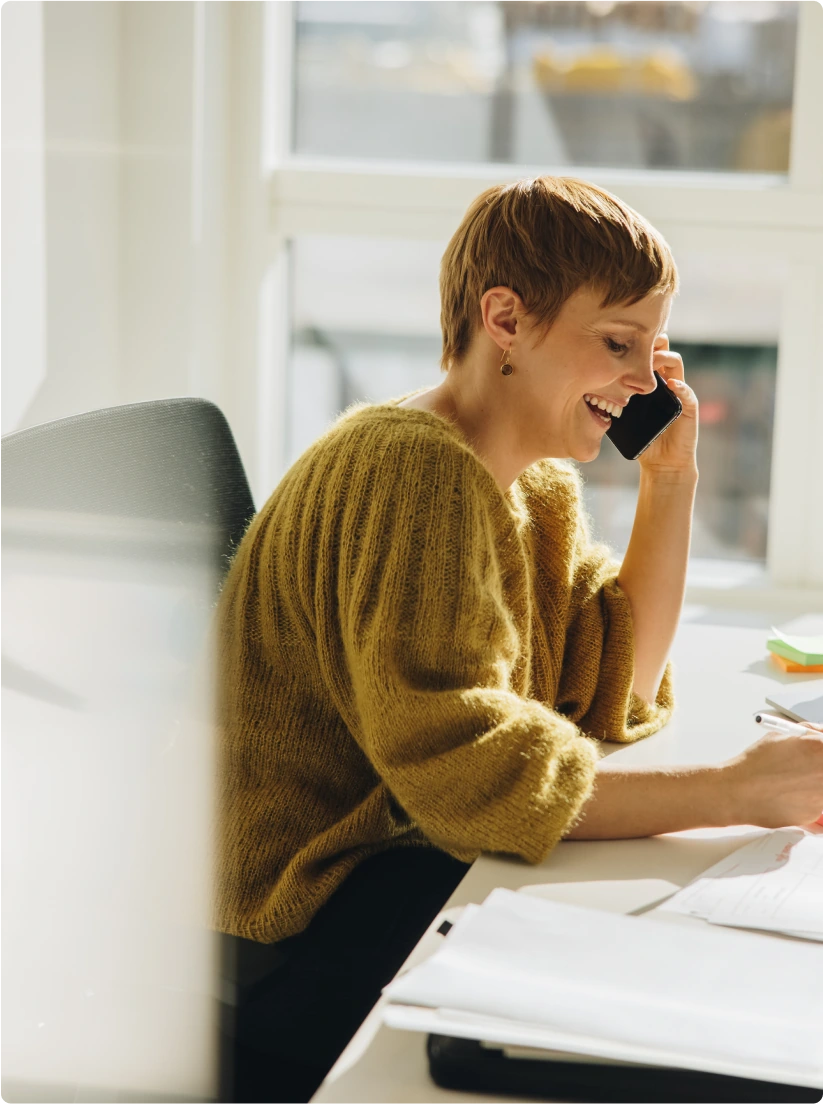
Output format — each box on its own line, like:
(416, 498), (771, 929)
(513, 286), (672, 463)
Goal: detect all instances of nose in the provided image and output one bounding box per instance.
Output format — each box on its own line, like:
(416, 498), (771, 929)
(623, 351), (657, 396)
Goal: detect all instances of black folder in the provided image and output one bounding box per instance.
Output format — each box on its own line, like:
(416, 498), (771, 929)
(427, 1033), (823, 1103)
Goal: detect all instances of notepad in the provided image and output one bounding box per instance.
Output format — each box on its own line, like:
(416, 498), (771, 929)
(383, 888), (823, 1088)
(765, 682), (823, 724)
(659, 829), (823, 941)
(767, 628), (823, 668)
(770, 652), (823, 673)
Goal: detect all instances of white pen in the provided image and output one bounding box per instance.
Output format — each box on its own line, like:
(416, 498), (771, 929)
(753, 712), (811, 736)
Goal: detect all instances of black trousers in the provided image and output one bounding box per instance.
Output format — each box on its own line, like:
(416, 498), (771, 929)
(220, 848), (470, 1103)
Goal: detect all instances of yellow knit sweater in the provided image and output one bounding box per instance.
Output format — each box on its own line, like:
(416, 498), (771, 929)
(216, 400), (673, 943)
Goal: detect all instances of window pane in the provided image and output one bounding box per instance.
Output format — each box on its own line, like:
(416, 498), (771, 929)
(293, 1), (798, 172)
(288, 235), (782, 563)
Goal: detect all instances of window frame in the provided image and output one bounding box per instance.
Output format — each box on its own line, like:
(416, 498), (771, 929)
(262, 0), (823, 592)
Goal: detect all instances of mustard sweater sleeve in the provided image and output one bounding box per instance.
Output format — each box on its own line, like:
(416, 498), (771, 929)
(562, 529), (675, 744)
(336, 433), (599, 864)
(524, 460), (674, 745)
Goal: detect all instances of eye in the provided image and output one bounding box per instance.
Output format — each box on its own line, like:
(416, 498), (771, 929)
(604, 337), (629, 355)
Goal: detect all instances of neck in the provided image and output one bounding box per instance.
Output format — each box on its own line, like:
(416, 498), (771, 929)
(422, 342), (539, 491)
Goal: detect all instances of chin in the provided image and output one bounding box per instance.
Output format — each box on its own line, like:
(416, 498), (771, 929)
(569, 440), (602, 464)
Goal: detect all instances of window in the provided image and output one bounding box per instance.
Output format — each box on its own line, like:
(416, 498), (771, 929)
(294, 1), (798, 172)
(264, 0), (823, 591)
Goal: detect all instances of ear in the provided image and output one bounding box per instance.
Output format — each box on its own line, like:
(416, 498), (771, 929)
(480, 287), (524, 352)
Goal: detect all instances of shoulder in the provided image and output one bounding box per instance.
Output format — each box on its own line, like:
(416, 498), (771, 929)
(515, 458), (597, 558)
(518, 457), (584, 512)
(299, 400), (497, 497)
(257, 400), (516, 542)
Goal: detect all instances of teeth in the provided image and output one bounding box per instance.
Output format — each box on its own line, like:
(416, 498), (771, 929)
(584, 395), (622, 419)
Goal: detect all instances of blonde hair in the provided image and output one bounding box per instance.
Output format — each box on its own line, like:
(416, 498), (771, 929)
(439, 176), (678, 370)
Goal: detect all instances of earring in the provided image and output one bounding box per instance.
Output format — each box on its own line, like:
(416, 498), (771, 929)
(500, 348), (514, 376)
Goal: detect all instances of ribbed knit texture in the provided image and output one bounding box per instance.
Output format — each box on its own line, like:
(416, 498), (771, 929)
(215, 400), (673, 943)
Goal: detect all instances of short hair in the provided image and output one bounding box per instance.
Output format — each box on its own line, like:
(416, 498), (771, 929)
(439, 176), (678, 370)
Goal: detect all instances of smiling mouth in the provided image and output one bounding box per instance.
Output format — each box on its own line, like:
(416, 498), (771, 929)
(584, 394), (623, 420)
(584, 403), (611, 429)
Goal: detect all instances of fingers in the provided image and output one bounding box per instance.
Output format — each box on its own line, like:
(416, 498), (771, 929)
(654, 347), (684, 383)
(649, 339), (699, 422)
(652, 346), (698, 409)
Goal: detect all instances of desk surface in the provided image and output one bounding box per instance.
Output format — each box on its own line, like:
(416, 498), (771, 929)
(313, 604), (823, 1103)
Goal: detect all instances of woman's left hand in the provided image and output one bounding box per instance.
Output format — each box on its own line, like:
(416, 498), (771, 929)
(637, 335), (699, 477)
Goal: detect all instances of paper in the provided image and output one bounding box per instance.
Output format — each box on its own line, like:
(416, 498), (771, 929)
(383, 888), (823, 1087)
(659, 829), (823, 941)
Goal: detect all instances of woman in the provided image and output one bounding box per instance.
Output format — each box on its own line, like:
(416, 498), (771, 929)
(216, 177), (823, 1102)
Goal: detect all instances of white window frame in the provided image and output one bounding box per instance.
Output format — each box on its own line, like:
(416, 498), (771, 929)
(261, 0), (823, 593)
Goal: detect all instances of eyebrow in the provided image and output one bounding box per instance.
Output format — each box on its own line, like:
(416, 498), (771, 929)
(605, 319), (650, 332)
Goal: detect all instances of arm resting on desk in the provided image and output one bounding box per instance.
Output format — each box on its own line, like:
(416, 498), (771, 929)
(565, 725), (823, 839)
(564, 761), (728, 839)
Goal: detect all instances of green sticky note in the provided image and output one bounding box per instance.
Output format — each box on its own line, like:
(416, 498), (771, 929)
(767, 628), (823, 666)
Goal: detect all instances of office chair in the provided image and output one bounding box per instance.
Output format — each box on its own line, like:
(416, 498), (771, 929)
(1, 396), (256, 576)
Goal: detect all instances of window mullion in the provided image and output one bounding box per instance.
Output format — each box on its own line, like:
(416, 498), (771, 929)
(767, 261), (823, 589)
(263, 0), (294, 172)
(789, 1), (823, 194)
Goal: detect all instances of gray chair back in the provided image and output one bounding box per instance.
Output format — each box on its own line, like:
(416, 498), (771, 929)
(2, 397), (256, 578)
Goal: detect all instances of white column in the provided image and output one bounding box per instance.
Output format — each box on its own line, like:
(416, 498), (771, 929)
(767, 0), (823, 589)
(1, 1), (47, 434)
(116, 0), (233, 414)
(118, 1), (196, 405)
(223, 0), (291, 505)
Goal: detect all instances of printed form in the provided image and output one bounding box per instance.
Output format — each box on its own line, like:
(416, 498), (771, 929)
(660, 829), (823, 941)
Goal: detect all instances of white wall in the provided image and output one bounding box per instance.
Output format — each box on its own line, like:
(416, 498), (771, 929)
(117, 0), (234, 411)
(2, 1), (266, 490)
(22, 1), (122, 430)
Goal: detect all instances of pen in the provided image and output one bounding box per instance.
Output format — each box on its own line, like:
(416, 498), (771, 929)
(753, 712), (812, 737)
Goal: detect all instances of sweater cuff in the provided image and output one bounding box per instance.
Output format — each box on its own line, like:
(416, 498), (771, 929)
(586, 576), (675, 744)
(513, 729), (600, 863)
(621, 660), (675, 742)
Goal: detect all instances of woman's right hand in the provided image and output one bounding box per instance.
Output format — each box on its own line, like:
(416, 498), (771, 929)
(725, 725), (823, 829)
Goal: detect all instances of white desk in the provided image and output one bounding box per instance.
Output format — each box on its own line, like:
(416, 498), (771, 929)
(314, 604), (823, 1103)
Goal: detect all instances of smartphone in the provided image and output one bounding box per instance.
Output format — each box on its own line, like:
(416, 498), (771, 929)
(606, 370), (682, 460)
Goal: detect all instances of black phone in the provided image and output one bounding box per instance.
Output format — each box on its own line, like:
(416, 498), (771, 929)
(606, 369), (682, 460)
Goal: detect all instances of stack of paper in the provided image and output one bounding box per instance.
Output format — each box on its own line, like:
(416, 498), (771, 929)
(383, 888), (823, 1089)
(767, 627), (823, 673)
(659, 829), (823, 941)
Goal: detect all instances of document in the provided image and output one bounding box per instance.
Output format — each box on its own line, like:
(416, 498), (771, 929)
(659, 829), (823, 941)
(383, 888), (823, 1088)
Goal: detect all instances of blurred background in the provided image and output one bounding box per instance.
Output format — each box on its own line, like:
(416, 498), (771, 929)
(5, 0), (817, 575)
